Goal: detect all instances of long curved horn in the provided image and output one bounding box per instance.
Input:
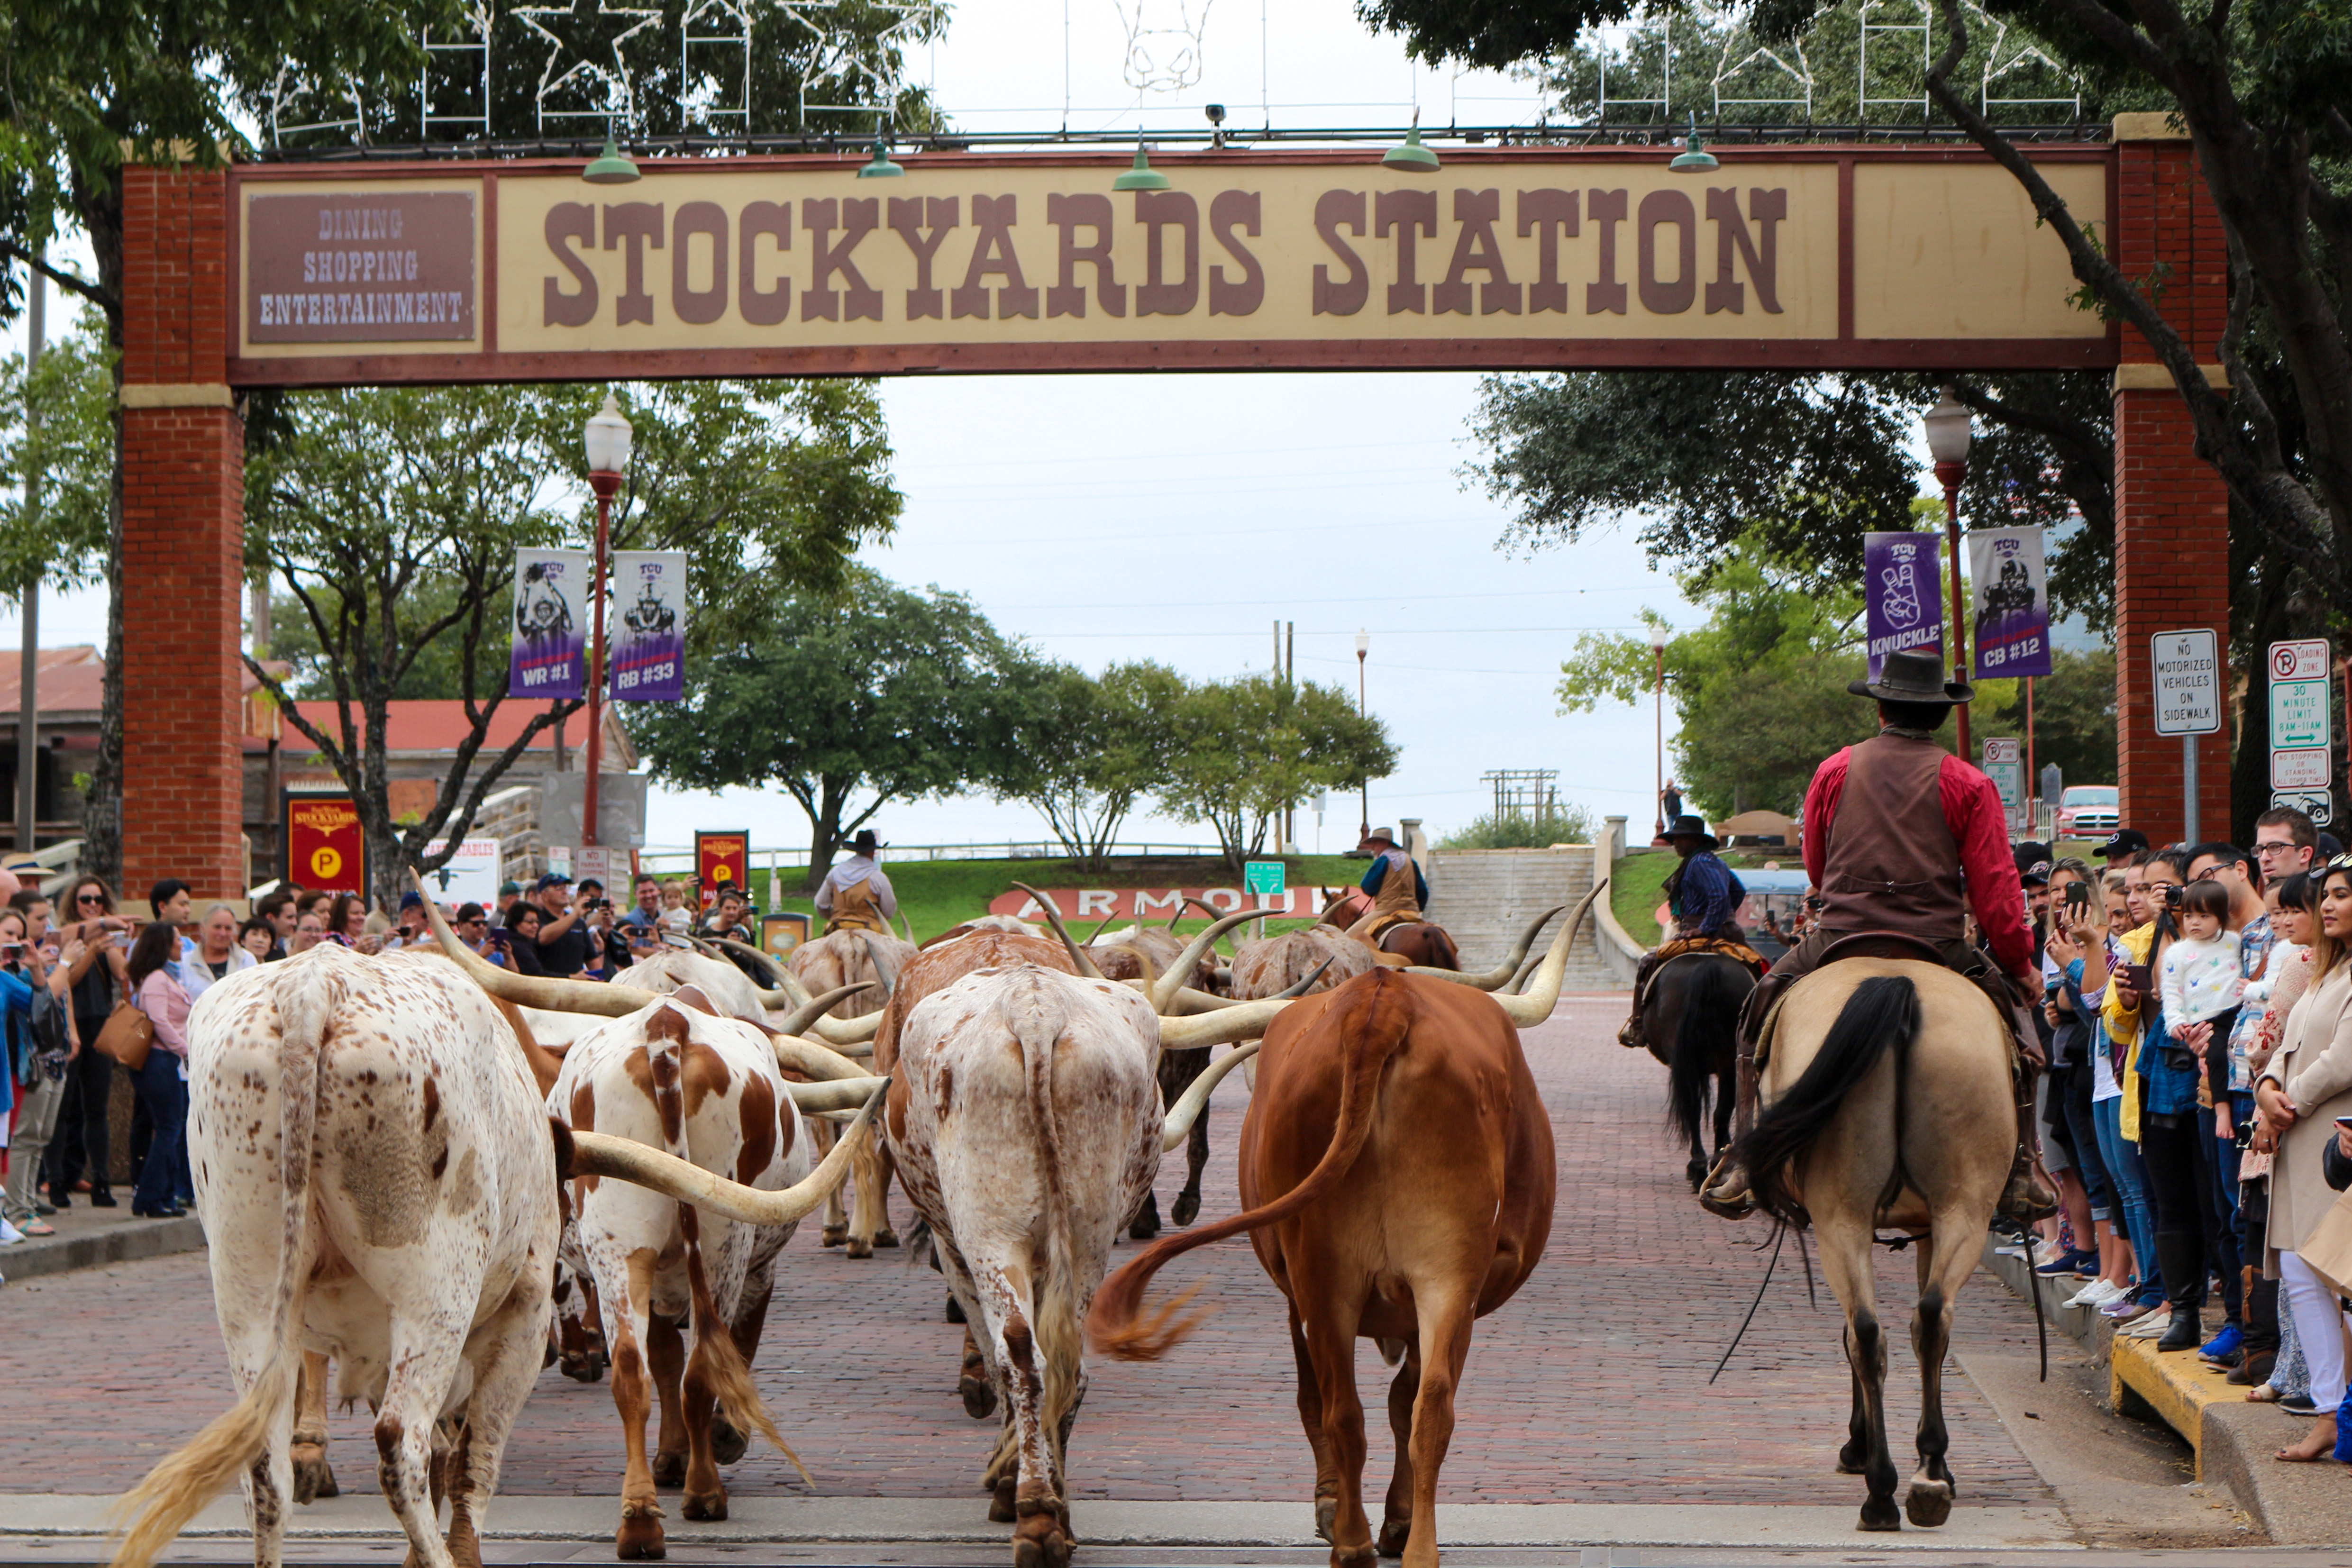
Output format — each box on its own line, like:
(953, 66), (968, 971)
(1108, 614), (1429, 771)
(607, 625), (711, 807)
(1157, 992), (1308, 1052)
(1494, 880), (1606, 1029)
(1159, 1040), (1260, 1151)
(784, 1075), (893, 1112)
(566, 1082), (884, 1227)
(1165, 956), (1332, 1012)
(711, 935), (792, 987)
(770, 1033), (873, 1082)
(896, 909), (917, 944)
(1406, 905), (1568, 989)
(412, 870), (660, 1017)
(1083, 910), (1121, 945)
(1504, 950), (1544, 996)
(1150, 908), (1265, 1013)
(723, 946), (884, 1049)
(1012, 882), (1109, 981)
(677, 930), (729, 961)
(1174, 894), (1220, 930)
(773, 982), (874, 1038)
(857, 930), (905, 997)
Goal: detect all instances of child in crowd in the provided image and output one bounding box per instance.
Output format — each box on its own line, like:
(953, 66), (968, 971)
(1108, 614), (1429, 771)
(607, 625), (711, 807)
(2161, 879), (2246, 1077)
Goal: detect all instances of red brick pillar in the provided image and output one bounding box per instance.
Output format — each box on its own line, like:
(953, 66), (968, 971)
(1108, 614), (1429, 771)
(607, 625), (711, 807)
(2111, 116), (2231, 843)
(119, 163), (246, 899)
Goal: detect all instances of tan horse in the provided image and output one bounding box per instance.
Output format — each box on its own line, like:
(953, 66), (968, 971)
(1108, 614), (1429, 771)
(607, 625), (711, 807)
(1707, 959), (2012, 1533)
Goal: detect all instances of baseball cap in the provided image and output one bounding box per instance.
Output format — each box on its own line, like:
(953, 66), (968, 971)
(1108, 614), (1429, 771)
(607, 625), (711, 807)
(2012, 841), (2052, 886)
(498, 881), (522, 897)
(2094, 828), (2150, 860)
(398, 891), (424, 910)
(535, 871), (573, 891)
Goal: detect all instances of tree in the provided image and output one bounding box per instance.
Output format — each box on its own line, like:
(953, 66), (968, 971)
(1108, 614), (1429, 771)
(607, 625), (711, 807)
(631, 571), (1039, 889)
(0, 308), (114, 599)
(994, 660), (1189, 870)
(1978, 647), (2119, 792)
(1155, 674), (1398, 870)
(1473, 369), (2118, 625)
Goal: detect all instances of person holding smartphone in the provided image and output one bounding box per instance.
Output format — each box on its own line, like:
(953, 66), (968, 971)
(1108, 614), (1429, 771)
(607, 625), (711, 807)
(48, 876), (130, 1210)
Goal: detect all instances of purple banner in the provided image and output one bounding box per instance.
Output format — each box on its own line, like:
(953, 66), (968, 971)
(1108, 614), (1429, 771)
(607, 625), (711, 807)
(1968, 526), (2052, 678)
(510, 547), (590, 699)
(1864, 530), (1943, 681)
(611, 550), (687, 702)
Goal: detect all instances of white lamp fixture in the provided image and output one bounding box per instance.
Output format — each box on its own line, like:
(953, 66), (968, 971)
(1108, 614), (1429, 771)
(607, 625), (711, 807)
(585, 392), (634, 482)
(1922, 387), (1973, 465)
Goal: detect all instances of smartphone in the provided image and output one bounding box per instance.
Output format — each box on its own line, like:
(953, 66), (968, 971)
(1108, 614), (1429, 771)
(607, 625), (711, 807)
(2064, 882), (2091, 915)
(2122, 963), (2154, 994)
(488, 928), (510, 950)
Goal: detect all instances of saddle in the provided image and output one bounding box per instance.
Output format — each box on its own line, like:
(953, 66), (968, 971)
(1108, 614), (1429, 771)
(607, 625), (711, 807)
(1632, 936), (1769, 1018)
(1738, 930), (2023, 1073)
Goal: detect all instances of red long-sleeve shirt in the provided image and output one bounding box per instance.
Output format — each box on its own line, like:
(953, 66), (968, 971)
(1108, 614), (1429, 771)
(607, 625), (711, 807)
(1800, 744), (2035, 981)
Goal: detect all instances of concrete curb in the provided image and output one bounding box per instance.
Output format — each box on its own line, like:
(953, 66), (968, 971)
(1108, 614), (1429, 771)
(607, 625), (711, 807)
(1979, 1237), (2352, 1542)
(0, 1214), (205, 1283)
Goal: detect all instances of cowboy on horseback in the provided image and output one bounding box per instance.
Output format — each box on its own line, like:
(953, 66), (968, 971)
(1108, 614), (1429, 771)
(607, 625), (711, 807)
(1347, 827), (1428, 939)
(815, 828), (899, 936)
(1702, 648), (2052, 1222)
(1618, 814), (1765, 1051)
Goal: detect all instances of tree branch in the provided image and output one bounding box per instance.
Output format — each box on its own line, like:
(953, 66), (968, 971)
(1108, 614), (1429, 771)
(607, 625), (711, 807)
(0, 241), (118, 316)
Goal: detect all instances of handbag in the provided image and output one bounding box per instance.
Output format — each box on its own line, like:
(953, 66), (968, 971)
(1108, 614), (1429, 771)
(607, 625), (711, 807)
(92, 997), (153, 1074)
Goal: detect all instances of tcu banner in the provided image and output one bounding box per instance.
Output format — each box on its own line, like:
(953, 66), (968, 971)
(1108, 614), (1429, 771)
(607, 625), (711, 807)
(1863, 531), (1943, 681)
(1967, 527), (2052, 678)
(611, 550), (688, 702)
(510, 547), (591, 698)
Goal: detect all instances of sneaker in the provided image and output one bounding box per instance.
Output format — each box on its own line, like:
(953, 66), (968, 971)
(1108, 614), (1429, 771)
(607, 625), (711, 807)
(1994, 1242), (2031, 1258)
(2102, 1294), (2149, 1318)
(2036, 1247), (2096, 1276)
(2282, 1393), (2320, 1415)
(2123, 1309), (2175, 1338)
(0, 1217), (21, 1246)
(2066, 1279), (2123, 1308)
(2200, 1323), (2245, 1363)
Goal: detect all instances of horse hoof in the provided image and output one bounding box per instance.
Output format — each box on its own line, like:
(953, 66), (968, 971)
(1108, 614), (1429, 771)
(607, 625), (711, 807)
(1836, 1446), (1868, 1476)
(1171, 1191), (1200, 1227)
(652, 1451), (686, 1487)
(962, 1373), (999, 1420)
(821, 1225), (848, 1248)
(847, 1238), (874, 1259)
(1377, 1519), (1411, 1557)
(990, 1476), (1018, 1524)
(683, 1488), (728, 1522)
(875, 1227), (900, 1248)
(711, 1416), (748, 1466)
(1904, 1485), (1952, 1528)
(1685, 1162), (1707, 1191)
(1857, 1498), (1902, 1532)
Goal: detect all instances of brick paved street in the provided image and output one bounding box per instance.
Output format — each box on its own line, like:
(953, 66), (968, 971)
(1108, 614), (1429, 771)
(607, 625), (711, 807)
(0, 995), (2053, 1512)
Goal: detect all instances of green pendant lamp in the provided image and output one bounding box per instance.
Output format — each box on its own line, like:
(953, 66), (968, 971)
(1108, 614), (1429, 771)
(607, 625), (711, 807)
(858, 137), (905, 177)
(1382, 109), (1440, 171)
(1668, 112), (1718, 173)
(1112, 132), (1170, 191)
(583, 126), (641, 184)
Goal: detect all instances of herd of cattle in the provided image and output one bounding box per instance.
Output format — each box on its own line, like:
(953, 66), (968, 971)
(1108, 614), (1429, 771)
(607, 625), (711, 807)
(106, 883), (1601, 1568)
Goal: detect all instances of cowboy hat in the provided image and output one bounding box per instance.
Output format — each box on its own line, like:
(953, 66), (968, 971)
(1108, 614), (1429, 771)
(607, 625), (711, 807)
(1848, 648), (1973, 706)
(850, 829), (885, 855)
(1354, 826), (1400, 853)
(1665, 814), (1718, 850)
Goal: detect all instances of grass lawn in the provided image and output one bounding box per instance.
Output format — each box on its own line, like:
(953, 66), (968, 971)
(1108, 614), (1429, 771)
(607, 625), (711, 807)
(1608, 837), (2109, 948)
(751, 855), (1367, 945)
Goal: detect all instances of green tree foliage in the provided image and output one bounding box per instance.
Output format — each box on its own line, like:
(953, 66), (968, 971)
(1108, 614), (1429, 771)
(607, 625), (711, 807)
(1472, 368), (2116, 624)
(1975, 647), (2119, 791)
(631, 570), (1036, 889)
(1438, 804), (1597, 848)
(993, 660), (1190, 870)
(0, 309), (114, 597)
(1154, 673), (1398, 870)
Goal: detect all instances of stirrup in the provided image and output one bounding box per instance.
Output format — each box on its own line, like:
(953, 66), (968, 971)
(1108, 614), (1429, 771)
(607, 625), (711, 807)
(1999, 1158), (2057, 1223)
(1698, 1155), (1758, 1221)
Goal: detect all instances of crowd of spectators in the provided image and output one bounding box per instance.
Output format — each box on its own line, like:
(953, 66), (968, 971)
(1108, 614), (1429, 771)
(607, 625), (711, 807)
(0, 866), (739, 1269)
(1999, 809), (2352, 1463)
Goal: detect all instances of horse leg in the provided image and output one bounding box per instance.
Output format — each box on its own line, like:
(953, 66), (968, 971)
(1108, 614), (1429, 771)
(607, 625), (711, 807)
(1816, 1211), (1900, 1532)
(1904, 1221), (1978, 1527)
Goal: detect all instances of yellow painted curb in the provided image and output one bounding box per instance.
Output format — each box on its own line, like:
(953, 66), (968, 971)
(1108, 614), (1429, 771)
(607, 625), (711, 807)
(2109, 1333), (2243, 1474)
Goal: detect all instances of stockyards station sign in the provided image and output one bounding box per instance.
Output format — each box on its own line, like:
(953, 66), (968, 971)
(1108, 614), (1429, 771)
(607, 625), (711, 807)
(226, 146), (2115, 384)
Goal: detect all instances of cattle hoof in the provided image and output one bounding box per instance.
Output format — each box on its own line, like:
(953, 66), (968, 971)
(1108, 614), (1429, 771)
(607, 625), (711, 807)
(616, 1500), (667, 1559)
(946, 1295), (967, 1324)
(543, 1339), (558, 1369)
(290, 1441), (337, 1504)
(1128, 1194), (1161, 1241)
(962, 1372), (999, 1420)
(1903, 1484), (1952, 1528)
(652, 1450), (687, 1488)
(847, 1237), (874, 1259)
(822, 1224), (848, 1247)
(683, 1488), (729, 1522)
(711, 1415), (748, 1466)
(1376, 1519), (1410, 1557)
(561, 1352), (606, 1385)
(1012, 1512), (1072, 1568)
(1171, 1190), (1200, 1227)
(990, 1476), (1017, 1523)
(1331, 1546), (1378, 1568)
(875, 1227), (901, 1248)
(1857, 1497), (1902, 1532)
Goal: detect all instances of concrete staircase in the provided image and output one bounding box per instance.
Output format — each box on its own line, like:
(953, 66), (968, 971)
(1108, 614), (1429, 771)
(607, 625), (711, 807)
(1422, 848), (1623, 991)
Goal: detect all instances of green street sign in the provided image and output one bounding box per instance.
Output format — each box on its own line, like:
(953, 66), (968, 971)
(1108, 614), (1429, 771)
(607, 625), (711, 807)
(2271, 677), (2331, 751)
(1244, 859), (1286, 897)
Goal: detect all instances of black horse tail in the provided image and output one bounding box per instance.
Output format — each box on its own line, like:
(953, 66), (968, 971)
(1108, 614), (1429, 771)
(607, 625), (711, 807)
(1667, 959), (1745, 1155)
(1732, 975), (1919, 1227)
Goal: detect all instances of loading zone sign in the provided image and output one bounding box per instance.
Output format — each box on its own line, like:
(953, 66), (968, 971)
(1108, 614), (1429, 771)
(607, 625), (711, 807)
(2151, 630), (2222, 736)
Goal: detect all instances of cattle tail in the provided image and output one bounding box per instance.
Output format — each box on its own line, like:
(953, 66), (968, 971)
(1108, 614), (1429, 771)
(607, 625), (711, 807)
(1729, 975), (1920, 1227)
(1088, 972), (1415, 1361)
(1012, 1000), (1085, 1484)
(110, 963), (333, 1568)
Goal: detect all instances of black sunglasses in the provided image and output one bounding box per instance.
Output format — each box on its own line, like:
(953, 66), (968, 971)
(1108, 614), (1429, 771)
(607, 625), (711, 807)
(76, 893), (104, 904)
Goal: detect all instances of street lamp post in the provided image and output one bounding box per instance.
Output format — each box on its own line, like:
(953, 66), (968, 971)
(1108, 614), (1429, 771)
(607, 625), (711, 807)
(581, 393), (633, 852)
(1650, 622), (1669, 841)
(1355, 629), (1371, 842)
(1923, 388), (1974, 756)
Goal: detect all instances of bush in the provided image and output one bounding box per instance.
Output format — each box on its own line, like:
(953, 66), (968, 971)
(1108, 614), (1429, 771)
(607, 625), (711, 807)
(1437, 807), (1595, 849)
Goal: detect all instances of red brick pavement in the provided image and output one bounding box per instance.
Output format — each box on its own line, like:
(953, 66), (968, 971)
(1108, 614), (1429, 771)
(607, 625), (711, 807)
(0, 996), (2052, 1509)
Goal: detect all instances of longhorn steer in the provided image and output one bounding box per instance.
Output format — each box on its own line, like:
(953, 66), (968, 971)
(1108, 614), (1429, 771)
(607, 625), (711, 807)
(789, 929), (919, 1254)
(1089, 888), (1600, 1568)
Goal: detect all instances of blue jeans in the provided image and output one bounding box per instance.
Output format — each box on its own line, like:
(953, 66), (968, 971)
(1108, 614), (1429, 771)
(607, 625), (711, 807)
(2095, 1096), (2163, 1305)
(131, 1049), (186, 1214)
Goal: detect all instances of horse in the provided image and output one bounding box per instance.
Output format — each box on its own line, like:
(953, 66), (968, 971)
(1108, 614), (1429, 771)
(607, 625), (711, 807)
(1375, 921), (1460, 969)
(1642, 951), (1755, 1189)
(1707, 958), (2013, 1533)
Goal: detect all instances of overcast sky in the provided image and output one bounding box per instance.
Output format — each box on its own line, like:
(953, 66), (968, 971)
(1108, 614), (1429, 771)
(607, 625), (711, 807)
(0, 0), (1821, 865)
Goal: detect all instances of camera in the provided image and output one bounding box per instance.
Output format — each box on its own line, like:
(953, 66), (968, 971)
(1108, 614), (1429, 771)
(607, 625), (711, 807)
(2162, 883), (2186, 910)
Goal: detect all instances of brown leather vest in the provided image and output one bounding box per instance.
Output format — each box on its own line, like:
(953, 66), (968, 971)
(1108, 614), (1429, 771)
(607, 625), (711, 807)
(1815, 732), (1965, 941)
(824, 875), (890, 935)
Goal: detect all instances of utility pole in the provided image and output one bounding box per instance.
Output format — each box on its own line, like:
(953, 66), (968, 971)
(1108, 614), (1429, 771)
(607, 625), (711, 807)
(17, 259), (44, 854)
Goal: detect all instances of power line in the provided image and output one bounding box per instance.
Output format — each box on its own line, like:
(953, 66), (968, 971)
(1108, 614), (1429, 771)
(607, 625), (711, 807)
(984, 585), (1653, 611)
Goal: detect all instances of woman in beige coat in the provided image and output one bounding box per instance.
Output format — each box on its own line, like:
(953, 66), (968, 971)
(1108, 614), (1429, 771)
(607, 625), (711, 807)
(2255, 858), (2352, 1461)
